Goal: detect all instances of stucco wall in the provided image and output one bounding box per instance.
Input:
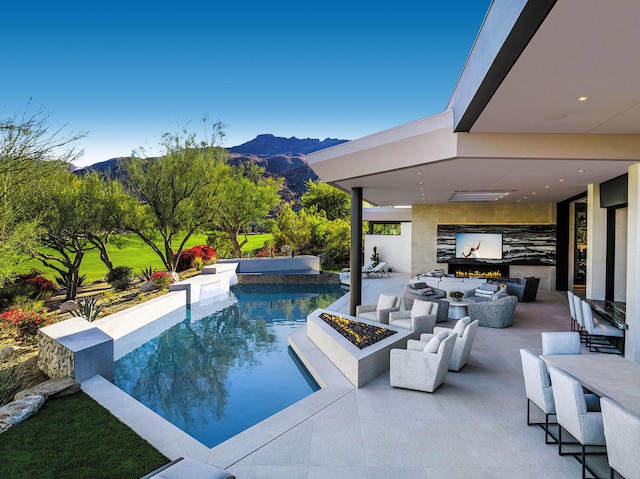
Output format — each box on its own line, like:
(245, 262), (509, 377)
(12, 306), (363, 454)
(411, 203), (556, 290)
(364, 222), (412, 274)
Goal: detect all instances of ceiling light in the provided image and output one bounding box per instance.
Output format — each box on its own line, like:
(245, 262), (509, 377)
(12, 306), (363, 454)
(559, 179), (565, 182)
(448, 190), (516, 203)
(578, 96), (589, 101)
(418, 181), (423, 185)
(532, 192), (536, 195)
(545, 185), (550, 189)
(524, 196), (528, 200)
(417, 172), (422, 175)
(578, 169), (585, 173)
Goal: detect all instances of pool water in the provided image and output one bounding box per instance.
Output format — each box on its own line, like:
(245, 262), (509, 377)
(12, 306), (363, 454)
(113, 283), (345, 448)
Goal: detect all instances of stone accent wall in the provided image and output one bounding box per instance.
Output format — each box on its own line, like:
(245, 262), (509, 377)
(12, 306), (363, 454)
(237, 273), (340, 285)
(37, 331), (74, 379)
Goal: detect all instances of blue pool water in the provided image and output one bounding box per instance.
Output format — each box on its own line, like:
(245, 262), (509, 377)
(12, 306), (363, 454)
(113, 283), (345, 448)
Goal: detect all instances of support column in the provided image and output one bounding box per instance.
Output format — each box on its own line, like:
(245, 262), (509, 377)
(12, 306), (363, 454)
(350, 187), (363, 317)
(586, 183), (607, 300)
(626, 164), (640, 363)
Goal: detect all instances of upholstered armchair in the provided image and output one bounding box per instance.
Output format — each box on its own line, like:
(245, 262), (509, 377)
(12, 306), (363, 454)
(390, 331), (457, 393)
(466, 295), (517, 328)
(402, 285), (449, 322)
(506, 277), (540, 302)
(414, 316), (480, 371)
(356, 293), (401, 325)
(388, 299), (438, 336)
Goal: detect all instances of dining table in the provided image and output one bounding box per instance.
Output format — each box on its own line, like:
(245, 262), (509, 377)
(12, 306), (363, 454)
(541, 354), (640, 417)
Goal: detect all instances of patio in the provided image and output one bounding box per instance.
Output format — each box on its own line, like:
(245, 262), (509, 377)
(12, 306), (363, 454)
(80, 272), (606, 478)
(220, 273), (593, 479)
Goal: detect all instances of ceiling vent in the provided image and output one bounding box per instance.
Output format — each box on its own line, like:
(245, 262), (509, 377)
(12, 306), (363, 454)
(448, 190), (516, 202)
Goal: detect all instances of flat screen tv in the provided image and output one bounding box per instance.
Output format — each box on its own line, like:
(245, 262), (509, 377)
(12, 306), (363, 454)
(455, 233), (503, 259)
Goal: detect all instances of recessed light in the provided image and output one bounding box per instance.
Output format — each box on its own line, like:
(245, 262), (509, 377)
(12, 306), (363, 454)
(578, 96), (589, 101)
(578, 169), (585, 173)
(559, 179), (565, 182)
(417, 172), (422, 175)
(524, 196), (528, 200)
(418, 181), (423, 185)
(532, 192), (536, 195)
(545, 185), (550, 189)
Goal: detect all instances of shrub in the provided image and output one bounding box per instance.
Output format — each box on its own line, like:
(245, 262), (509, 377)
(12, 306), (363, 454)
(151, 271), (174, 289)
(0, 306), (52, 345)
(106, 266), (133, 291)
(0, 270), (58, 310)
(55, 273), (87, 291)
(176, 244), (217, 271)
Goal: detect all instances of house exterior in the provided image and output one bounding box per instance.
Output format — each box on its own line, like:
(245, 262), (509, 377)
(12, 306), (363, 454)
(307, 0), (640, 363)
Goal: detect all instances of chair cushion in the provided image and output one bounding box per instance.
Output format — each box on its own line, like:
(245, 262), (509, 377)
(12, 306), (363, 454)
(377, 294), (397, 310)
(391, 318), (411, 330)
(479, 282), (500, 292)
(453, 316), (471, 337)
(411, 299), (435, 318)
(423, 330), (449, 353)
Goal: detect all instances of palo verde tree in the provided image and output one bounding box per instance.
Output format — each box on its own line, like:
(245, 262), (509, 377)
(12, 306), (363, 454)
(0, 104), (86, 285)
(212, 163), (282, 258)
(124, 120), (227, 271)
(27, 169), (105, 300)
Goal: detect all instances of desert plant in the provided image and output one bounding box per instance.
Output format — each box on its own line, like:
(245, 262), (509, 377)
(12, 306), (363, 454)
(106, 266), (133, 291)
(371, 246), (381, 266)
(449, 290), (464, 301)
(140, 266), (155, 281)
(55, 273), (86, 291)
(150, 271), (173, 290)
(70, 297), (104, 322)
(0, 306), (52, 345)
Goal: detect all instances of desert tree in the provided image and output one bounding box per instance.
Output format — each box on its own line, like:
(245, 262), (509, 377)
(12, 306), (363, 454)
(124, 119), (227, 271)
(212, 163), (282, 258)
(0, 104), (85, 285)
(300, 179), (350, 221)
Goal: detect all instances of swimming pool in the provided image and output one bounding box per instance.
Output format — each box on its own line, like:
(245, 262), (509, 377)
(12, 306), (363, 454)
(113, 283), (345, 447)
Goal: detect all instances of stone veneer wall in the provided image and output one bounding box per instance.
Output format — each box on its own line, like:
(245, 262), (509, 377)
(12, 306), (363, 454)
(38, 332), (74, 379)
(412, 203), (557, 291)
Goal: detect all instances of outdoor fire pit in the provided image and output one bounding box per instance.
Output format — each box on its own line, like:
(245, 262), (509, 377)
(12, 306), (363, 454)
(318, 312), (396, 349)
(306, 309), (412, 387)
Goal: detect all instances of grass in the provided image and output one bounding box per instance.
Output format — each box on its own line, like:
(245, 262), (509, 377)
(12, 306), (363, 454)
(0, 391), (168, 479)
(17, 232), (273, 283)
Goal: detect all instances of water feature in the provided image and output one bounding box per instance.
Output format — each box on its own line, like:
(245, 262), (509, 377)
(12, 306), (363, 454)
(113, 282), (346, 448)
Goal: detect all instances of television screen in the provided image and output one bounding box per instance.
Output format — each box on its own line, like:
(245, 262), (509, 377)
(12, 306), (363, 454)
(455, 233), (503, 259)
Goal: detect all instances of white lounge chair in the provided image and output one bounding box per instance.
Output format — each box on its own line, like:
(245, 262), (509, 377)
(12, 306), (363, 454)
(356, 293), (401, 324)
(362, 261), (389, 277)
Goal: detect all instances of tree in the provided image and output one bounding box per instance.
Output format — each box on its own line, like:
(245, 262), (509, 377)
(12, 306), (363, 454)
(212, 163), (282, 258)
(0, 105), (85, 285)
(27, 170), (103, 299)
(124, 120), (227, 271)
(271, 202), (314, 256)
(300, 180), (350, 221)
(84, 175), (138, 272)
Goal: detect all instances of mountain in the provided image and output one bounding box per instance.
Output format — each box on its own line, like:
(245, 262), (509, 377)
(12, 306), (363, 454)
(77, 134), (349, 203)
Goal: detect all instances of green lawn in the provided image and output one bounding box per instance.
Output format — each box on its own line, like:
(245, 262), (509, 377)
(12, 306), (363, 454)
(0, 392), (168, 479)
(17, 233), (273, 283)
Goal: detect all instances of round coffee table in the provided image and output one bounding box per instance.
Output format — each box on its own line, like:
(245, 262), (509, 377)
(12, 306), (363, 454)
(444, 298), (472, 320)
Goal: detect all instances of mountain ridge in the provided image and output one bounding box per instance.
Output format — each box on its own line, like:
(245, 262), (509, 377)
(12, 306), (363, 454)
(78, 134), (349, 203)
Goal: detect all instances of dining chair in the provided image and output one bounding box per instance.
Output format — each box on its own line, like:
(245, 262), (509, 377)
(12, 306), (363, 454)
(567, 291), (577, 332)
(580, 300), (624, 355)
(548, 366), (607, 479)
(520, 349), (557, 444)
(601, 397), (640, 479)
(572, 294), (587, 343)
(541, 332), (581, 355)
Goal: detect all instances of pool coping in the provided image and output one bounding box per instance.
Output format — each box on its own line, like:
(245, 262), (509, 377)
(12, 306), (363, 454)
(80, 282), (355, 470)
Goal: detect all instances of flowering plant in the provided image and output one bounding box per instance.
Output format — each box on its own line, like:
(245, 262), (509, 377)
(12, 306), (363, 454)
(15, 270), (57, 299)
(176, 245), (217, 271)
(0, 306), (53, 345)
(151, 271), (174, 289)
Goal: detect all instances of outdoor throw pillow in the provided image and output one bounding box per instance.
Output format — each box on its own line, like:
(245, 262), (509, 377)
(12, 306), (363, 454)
(475, 288), (494, 299)
(423, 330), (449, 353)
(453, 316), (471, 337)
(492, 290), (509, 301)
(411, 299), (435, 318)
(377, 293), (397, 310)
(479, 282), (500, 292)
(410, 282), (428, 290)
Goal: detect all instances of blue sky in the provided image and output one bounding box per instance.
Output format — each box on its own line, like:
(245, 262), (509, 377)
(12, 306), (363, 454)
(3, 1), (491, 167)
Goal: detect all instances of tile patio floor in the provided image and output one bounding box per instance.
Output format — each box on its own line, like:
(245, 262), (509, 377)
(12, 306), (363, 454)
(222, 274), (598, 479)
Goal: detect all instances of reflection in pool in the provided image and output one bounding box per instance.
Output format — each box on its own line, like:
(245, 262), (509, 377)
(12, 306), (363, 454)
(113, 283), (345, 447)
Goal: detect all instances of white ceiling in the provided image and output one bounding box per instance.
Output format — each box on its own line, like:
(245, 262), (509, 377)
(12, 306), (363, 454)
(329, 0), (640, 206)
